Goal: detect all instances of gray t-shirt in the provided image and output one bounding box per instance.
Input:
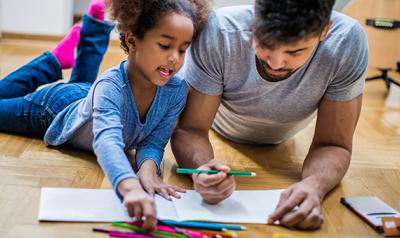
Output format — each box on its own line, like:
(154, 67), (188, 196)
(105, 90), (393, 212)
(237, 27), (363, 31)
(180, 5), (368, 144)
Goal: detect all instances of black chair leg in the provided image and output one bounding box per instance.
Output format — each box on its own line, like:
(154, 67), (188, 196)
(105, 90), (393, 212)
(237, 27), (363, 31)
(366, 68), (400, 89)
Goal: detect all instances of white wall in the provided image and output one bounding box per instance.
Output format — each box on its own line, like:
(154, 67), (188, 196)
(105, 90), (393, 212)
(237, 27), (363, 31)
(71, 0), (254, 39)
(74, 0), (90, 16)
(1, 0), (73, 35)
(0, 0), (2, 39)
(214, 0), (254, 8)
(72, 0), (255, 17)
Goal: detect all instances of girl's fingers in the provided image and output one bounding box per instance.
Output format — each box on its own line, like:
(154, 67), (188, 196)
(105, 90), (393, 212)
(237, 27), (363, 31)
(125, 202), (135, 218)
(145, 181), (186, 200)
(142, 200), (157, 231)
(145, 186), (155, 197)
(133, 204), (142, 222)
(173, 185), (186, 193)
(167, 187), (181, 199)
(157, 187), (172, 201)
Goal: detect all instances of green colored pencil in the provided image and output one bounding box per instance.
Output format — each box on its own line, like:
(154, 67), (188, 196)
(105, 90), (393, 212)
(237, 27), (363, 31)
(176, 168), (256, 177)
(111, 222), (186, 238)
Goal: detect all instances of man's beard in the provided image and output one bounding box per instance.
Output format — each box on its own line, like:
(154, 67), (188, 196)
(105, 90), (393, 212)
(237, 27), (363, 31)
(257, 57), (295, 82)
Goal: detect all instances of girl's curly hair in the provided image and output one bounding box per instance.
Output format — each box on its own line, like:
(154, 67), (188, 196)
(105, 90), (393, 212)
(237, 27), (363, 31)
(107, 0), (212, 54)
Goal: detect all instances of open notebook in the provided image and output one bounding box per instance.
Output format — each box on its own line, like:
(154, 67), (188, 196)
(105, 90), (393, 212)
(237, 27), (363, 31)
(38, 187), (283, 224)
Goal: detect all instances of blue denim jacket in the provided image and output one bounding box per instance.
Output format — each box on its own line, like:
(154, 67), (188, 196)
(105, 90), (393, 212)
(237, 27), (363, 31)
(44, 61), (188, 196)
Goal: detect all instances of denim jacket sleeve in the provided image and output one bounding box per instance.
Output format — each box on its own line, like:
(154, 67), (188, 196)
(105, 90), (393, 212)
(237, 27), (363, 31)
(91, 78), (137, 199)
(135, 84), (188, 175)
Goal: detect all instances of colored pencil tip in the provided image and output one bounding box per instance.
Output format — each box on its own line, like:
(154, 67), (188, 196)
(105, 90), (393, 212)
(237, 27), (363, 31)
(250, 172), (256, 176)
(93, 227), (109, 233)
(223, 231), (238, 238)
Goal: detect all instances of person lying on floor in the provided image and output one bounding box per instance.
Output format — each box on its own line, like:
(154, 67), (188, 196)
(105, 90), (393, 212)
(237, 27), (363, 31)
(0, 0), (210, 230)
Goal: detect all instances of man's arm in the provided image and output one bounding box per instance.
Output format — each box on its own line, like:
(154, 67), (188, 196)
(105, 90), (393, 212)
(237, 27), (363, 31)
(171, 87), (221, 168)
(268, 94), (362, 229)
(303, 94), (362, 199)
(171, 87), (236, 204)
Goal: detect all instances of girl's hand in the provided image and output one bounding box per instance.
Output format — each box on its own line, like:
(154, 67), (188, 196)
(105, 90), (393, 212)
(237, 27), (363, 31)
(137, 160), (186, 201)
(118, 178), (157, 231)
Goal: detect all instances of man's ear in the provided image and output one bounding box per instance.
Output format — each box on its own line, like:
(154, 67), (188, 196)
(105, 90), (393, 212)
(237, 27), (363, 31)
(320, 20), (333, 41)
(125, 31), (137, 52)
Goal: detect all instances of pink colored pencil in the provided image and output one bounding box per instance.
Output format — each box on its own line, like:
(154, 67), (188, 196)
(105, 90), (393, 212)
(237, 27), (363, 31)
(178, 227), (211, 238)
(93, 228), (157, 238)
(125, 221), (210, 238)
(109, 231), (156, 238)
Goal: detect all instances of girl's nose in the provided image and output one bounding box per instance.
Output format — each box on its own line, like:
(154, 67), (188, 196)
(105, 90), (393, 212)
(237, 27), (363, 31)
(168, 52), (179, 65)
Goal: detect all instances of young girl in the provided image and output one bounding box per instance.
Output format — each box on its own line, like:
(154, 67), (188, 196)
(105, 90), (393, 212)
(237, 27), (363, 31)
(0, 0), (210, 230)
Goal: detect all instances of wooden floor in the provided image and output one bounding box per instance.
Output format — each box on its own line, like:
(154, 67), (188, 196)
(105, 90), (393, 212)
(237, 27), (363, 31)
(0, 36), (400, 238)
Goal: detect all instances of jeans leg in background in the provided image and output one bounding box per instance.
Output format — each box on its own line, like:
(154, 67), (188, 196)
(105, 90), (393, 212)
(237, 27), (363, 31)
(0, 51), (62, 99)
(0, 81), (88, 136)
(69, 14), (114, 84)
(0, 96), (47, 135)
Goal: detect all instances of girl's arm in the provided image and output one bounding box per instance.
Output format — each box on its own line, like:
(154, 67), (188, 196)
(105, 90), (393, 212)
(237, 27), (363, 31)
(91, 78), (137, 198)
(91, 78), (157, 230)
(135, 83), (188, 197)
(136, 84), (188, 172)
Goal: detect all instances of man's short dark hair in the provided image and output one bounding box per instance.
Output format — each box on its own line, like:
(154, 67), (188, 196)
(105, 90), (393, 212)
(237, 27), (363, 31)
(252, 0), (336, 48)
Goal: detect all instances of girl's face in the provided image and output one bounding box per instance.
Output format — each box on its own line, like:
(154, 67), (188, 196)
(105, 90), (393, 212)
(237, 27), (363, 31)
(126, 13), (194, 86)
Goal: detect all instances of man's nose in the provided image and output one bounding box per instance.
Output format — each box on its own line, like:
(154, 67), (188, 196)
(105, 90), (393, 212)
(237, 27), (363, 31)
(266, 53), (286, 70)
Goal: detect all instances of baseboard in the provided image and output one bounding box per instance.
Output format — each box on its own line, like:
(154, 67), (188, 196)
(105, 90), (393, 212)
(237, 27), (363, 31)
(1, 32), (121, 47)
(1, 32), (63, 41)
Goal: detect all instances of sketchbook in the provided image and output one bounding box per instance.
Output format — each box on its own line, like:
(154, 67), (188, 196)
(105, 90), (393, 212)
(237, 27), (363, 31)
(38, 187), (283, 224)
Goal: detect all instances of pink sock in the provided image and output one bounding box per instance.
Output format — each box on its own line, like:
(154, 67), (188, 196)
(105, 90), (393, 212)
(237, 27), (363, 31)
(52, 24), (81, 69)
(88, 0), (106, 21)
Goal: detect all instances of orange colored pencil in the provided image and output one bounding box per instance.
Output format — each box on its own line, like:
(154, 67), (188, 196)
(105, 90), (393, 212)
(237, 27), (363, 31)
(196, 229), (238, 238)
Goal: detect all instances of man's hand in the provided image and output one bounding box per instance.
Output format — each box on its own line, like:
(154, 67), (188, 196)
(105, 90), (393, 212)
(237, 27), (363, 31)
(267, 96), (362, 230)
(137, 160), (186, 201)
(268, 179), (324, 230)
(192, 159), (236, 204)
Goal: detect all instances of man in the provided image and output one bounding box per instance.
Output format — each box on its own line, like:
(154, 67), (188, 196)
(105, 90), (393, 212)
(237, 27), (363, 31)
(172, 0), (368, 230)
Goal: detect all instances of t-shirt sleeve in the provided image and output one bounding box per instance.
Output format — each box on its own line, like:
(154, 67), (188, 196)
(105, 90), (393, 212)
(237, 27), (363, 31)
(324, 23), (369, 101)
(91, 78), (137, 200)
(180, 12), (225, 96)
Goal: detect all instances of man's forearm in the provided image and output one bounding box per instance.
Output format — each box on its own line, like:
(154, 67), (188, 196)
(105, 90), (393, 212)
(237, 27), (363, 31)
(171, 128), (214, 168)
(302, 145), (351, 200)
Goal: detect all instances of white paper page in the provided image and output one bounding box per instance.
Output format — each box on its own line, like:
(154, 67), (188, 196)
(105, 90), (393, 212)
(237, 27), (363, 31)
(38, 188), (178, 222)
(173, 190), (283, 224)
(155, 194), (179, 220)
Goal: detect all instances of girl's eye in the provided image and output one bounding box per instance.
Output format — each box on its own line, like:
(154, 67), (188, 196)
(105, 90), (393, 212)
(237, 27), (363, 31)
(289, 52), (300, 57)
(179, 49), (187, 55)
(158, 44), (170, 50)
